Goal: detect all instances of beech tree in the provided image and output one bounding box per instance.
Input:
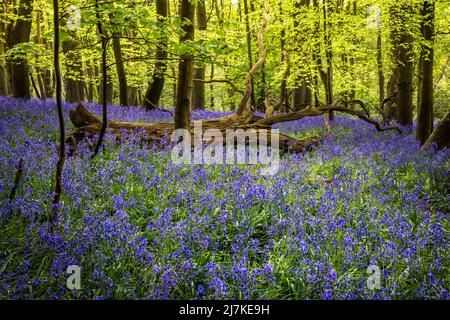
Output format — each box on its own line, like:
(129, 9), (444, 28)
(5, 0), (34, 99)
(174, 0), (195, 131)
(143, 0), (168, 110)
(416, 0), (435, 145)
(192, 0), (207, 110)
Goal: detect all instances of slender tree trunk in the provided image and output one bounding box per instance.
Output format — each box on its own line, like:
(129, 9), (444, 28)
(92, 0), (108, 157)
(279, 27), (288, 112)
(98, 74), (113, 104)
(33, 9), (47, 98)
(0, 1), (9, 96)
(210, 63), (215, 109)
(376, 11), (384, 104)
(193, 0), (207, 110)
(0, 38), (8, 96)
(293, 0), (311, 110)
(385, 71), (399, 121)
(85, 59), (94, 101)
(112, 33), (127, 106)
(174, 0), (195, 130)
(61, 37), (80, 102)
(61, 29), (84, 102)
(51, 0), (65, 226)
(311, 1), (320, 108)
(416, 0), (435, 145)
(144, 0), (168, 109)
(346, 1), (357, 101)
(6, 0), (33, 99)
(30, 71), (41, 98)
(323, 0), (334, 120)
(397, 4), (414, 126)
(243, 0), (256, 109)
(127, 86), (137, 106)
(41, 8), (55, 98)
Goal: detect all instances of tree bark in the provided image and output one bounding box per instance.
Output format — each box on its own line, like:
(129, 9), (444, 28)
(51, 0), (65, 226)
(323, 0), (334, 120)
(387, 3), (414, 125)
(92, 0), (108, 158)
(66, 100), (401, 155)
(192, 0), (207, 110)
(98, 74), (113, 105)
(6, 0), (33, 99)
(376, 12), (384, 104)
(0, 1), (9, 96)
(112, 32), (128, 106)
(243, 0), (256, 110)
(61, 33), (82, 102)
(423, 109), (450, 150)
(174, 0), (195, 130)
(293, 0), (312, 110)
(143, 0), (168, 110)
(397, 17), (414, 126)
(416, 0), (435, 145)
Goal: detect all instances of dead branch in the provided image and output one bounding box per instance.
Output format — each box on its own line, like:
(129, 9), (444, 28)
(255, 100), (402, 134)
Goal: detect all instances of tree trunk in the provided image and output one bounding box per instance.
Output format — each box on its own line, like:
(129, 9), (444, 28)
(51, 0), (65, 226)
(34, 9), (48, 98)
(278, 24), (288, 112)
(6, 0), (33, 99)
(174, 0), (195, 130)
(192, 0), (207, 110)
(0, 1), (9, 96)
(92, 0), (108, 158)
(0, 37), (8, 96)
(210, 63), (215, 109)
(243, 0), (256, 110)
(397, 22), (414, 126)
(61, 30), (84, 102)
(376, 14), (384, 104)
(423, 109), (450, 150)
(416, 0), (435, 145)
(293, 0), (311, 110)
(323, 0), (334, 120)
(144, 0), (168, 110)
(112, 33), (128, 106)
(85, 59), (95, 101)
(127, 86), (138, 106)
(387, 3), (414, 125)
(98, 74), (113, 105)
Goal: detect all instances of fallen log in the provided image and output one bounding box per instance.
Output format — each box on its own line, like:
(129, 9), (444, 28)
(66, 102), (328, 154)
(66, 101), (400, 155)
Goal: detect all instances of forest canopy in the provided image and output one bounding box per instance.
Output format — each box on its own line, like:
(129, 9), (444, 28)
(1, 0), (449, 118)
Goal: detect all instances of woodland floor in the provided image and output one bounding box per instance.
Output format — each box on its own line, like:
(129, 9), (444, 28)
(0, 97), (449, 299)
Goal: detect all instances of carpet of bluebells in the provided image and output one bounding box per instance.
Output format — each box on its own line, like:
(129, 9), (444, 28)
(0, 97), (449, 300)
